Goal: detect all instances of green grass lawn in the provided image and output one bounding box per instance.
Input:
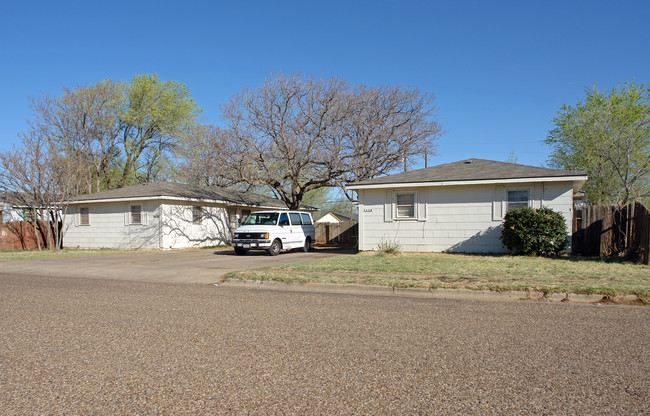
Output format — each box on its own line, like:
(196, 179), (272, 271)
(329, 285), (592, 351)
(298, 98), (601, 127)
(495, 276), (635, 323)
(225, 252), (650, 298)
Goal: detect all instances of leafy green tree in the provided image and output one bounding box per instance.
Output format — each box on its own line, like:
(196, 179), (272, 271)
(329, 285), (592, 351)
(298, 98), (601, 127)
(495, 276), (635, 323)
(118, 74), (200, 187)
(546, 82), (650, 205)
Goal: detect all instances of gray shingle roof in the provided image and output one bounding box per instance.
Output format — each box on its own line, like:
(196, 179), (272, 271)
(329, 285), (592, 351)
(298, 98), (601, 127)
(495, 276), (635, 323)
(348, 159), (586, 187)
(70, 182), (287, 208)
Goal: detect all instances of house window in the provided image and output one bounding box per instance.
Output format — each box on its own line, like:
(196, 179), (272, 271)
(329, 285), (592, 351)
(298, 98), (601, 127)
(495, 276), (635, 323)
(395, 193), (416, 219)
(227, 208), (237, 230)
(80, 207), (90, 225)
(130, 205), (142, 224)
(192, 206), (203, 225)
(507, 190), (529, 212)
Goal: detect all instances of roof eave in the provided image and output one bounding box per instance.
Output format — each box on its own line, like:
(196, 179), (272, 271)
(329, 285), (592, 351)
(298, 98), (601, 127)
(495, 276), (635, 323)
(67, 195), (284, 209)
(347, 175), (589, 190)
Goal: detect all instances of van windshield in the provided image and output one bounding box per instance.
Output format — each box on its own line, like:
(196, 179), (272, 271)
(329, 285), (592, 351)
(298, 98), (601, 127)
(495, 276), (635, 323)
(242, 212), (279, 226)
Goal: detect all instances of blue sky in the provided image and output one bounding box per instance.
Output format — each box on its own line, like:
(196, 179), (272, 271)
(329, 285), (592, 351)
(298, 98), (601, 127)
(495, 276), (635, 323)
(0, 0), (648, 170)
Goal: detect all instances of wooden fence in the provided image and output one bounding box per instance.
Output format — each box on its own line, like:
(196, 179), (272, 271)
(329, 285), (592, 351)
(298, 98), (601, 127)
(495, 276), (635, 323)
(0, 221), (61, 250)
(572, 202), (649, 264)
(315, 222), (358, 246)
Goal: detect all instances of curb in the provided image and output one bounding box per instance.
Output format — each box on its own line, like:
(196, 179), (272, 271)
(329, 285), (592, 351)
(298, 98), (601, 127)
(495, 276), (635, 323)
(219, 279), (646, 305)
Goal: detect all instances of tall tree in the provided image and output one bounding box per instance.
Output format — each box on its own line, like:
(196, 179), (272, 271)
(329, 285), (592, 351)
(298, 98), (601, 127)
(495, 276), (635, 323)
(118, 74), (200, 187)
(26, 80), (122, 193)
(184, 73), (442, 209)
(23, 74), (200, 193)
(546, 82), (650, 205)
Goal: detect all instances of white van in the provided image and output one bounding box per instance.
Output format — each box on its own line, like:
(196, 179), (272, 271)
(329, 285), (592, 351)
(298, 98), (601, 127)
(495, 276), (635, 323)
(232, 210), (315, 256)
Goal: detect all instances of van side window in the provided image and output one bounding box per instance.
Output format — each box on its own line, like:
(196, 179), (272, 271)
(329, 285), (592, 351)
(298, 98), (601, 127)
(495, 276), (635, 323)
(289, 212), (302, 225)
(279, 212), (290, 226)
(300, 213), (312, 225)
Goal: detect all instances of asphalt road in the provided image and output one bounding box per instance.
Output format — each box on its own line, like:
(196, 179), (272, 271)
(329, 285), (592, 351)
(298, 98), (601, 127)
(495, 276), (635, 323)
(0, 247), (350, 284)
(1, 273), (648, 415)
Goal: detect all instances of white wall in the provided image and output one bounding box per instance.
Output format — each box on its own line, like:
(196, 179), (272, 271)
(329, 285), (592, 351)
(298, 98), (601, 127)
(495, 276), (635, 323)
(63, 200), (160, 249)
(160, 202), (232, 249)
(1, 203), (24, 223)
(63, 200), (270, 249)
(358, 182), (575, 253)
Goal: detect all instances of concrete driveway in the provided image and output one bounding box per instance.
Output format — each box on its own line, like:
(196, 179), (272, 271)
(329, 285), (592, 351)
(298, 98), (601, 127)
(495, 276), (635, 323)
(0, 246), (352, 284)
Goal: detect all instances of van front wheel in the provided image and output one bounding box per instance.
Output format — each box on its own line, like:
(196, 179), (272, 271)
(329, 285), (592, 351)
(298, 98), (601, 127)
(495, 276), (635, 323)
(267, 240), (281, 256)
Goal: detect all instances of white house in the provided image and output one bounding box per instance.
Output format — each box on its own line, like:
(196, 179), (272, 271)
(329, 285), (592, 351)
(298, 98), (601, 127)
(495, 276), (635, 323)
(347, 159), (588, 253)
(0, 201), (23, 224)
(63, 182), (286, 249)
(1, 192), (35, 223)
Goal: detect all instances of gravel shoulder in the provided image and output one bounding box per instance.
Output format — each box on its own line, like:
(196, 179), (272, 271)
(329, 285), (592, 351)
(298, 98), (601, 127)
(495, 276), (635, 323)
(1, 273), (648, 414)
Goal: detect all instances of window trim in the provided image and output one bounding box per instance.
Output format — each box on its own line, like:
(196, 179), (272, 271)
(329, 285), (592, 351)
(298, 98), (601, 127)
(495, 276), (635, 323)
(506, 188), (531, 213)
(394, 192), (417, 220)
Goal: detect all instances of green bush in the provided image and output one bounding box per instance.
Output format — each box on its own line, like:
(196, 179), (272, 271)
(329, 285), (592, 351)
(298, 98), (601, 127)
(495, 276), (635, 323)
(500, 207), (568, 256)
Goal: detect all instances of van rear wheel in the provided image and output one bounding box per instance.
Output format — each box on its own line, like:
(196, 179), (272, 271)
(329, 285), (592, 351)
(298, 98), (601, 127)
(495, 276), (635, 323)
(302, 237), (311, 252)
(267, 239), (281, 256)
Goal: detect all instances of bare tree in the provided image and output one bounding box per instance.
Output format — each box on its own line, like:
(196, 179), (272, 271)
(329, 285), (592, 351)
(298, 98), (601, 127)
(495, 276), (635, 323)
(0, 132), (60, 249)
(185, 73), (442, 209)
(330, 84), (442, 197)
(28, 80), (122, 193)
(178, 125), (230, 186)
(1, 109), (91, 249)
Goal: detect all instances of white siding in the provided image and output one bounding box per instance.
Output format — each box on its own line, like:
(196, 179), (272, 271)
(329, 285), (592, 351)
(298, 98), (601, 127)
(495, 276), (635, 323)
(63, 200), (272, 249)
(63, 201), (160, 249)
(359, 182), (575, 253)
(160, 202), (232, 249)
